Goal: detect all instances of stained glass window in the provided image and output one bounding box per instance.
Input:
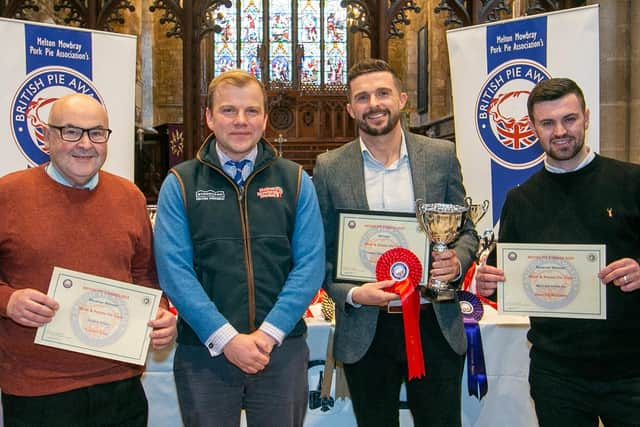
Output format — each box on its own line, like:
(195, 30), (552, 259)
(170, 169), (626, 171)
(323, 1), (347, 85)
(212, 0), (347, 86)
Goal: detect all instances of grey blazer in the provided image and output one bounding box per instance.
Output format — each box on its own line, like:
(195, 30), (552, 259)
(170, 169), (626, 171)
(313, 131), (478, 363)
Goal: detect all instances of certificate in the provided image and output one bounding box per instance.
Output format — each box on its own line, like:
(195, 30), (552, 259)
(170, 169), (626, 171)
(335, 210), (429, 284)
(35, 267), (163, 365)
(497, 243), (606, 319)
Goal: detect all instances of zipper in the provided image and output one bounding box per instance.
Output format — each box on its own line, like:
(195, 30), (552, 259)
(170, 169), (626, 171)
(201, 156), (274, 332)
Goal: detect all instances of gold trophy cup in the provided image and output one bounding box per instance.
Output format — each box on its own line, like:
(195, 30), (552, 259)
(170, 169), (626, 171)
(415, 200), (468, 301)
(464, 196), (490, 227)
(463, 197), (495, 265)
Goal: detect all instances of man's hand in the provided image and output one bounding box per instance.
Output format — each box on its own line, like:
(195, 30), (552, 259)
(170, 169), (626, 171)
(351, 279), (400, 306)
(148, 307), (177, 350)
(223, 334), (271, 374)
(599, 258), (640, 292)
(475, 265), (505, 297)
(251, 329), (277, 355)
(6, 288), (59, 328)
(430, 249), (461, 283)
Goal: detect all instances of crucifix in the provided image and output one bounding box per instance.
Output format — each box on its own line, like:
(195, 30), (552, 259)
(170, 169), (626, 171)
(275, 133), (286, 158)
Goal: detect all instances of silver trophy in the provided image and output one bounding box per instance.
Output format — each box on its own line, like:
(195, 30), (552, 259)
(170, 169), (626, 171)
(415, 200), (468, 301)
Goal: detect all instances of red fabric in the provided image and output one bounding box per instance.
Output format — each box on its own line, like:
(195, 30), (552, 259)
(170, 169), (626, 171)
(386, 279), (425, 379)
(376, 248), (425, 380)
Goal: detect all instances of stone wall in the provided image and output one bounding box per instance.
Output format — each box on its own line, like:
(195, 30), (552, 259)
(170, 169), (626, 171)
(388, 0), (453, 127)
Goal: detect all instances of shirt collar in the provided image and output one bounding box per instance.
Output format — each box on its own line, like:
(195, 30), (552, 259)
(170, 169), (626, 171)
(544, 146), (595, 174)
(215, 143), (258, 166)
(359, 131), (408, 169)
(46, 163), (99, 190)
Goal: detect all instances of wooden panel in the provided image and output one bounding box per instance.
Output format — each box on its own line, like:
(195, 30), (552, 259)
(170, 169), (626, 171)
(266, 88), (355, 173)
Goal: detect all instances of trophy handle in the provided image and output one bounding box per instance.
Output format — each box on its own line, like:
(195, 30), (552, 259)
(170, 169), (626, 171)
(415, 199), (429, 233)
(464, 196), (472, 210)
(477, 229), (496, 265)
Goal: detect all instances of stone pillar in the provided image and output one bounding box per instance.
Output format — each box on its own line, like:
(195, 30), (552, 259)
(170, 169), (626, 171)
(595, 0), (630, 161)
(140, 0), (155, 128)
(629, 1), (640, 163)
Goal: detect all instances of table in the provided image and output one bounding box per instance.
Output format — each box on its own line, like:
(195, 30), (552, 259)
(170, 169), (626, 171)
(142, 307), (538, 427)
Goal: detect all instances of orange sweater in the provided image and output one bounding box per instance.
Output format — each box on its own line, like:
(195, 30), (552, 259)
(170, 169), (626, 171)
(0, 166), (158, 396)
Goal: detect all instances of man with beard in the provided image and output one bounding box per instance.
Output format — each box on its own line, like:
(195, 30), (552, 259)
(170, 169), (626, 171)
(476, 78), (640, 426)
(313, 59), (478, 427)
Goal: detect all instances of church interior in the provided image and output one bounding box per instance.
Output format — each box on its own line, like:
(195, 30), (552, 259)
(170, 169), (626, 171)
(1, 0), (637, 203)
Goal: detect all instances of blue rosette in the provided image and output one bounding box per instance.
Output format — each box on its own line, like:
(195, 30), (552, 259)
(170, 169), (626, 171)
(457, 290), (488, 399)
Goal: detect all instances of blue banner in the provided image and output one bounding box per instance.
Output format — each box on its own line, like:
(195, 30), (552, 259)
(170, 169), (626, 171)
(25, 24), (92, 78)
(479, 16), (550, 224)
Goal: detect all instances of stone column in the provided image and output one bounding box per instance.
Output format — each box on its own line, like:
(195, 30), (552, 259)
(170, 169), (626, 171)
(629, 1), (640, 163)
(595, 0), (630, 161)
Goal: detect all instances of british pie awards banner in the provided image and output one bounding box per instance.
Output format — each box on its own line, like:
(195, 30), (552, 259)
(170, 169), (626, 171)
(0, 17), (136, 180)
(448, 5), (599, 228)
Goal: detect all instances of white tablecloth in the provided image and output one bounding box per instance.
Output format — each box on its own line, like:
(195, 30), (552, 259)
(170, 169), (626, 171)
(142, 307), (538, 427)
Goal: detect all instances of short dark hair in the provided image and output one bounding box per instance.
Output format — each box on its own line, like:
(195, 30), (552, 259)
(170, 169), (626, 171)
(527, 78), (586, 119)
(346, 59), (403, 96)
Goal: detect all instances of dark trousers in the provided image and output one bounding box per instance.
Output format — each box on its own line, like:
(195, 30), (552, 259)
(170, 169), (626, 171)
(530, 365), (640, 427)
(344, 306), (464, 427)
(1, 376), (147, 427)
(174, 335), (309, 427)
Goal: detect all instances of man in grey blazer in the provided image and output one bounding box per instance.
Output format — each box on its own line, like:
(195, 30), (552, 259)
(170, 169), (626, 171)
(313, 59), (478, 427)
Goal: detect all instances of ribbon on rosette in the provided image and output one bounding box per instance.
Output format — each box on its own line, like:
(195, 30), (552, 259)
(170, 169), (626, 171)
(457, 290), (488, 399)
(376, 248), (425, 380)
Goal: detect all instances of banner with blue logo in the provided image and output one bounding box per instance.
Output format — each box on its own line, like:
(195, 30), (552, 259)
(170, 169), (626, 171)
(448, 6), (599, 229)
(0, 17), (136, 179)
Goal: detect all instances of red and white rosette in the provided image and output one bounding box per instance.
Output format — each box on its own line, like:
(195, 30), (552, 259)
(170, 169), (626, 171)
(376, 248), (425, 380)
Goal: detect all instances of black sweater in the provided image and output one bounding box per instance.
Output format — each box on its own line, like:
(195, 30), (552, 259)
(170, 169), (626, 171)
(499, 154), (640, 379)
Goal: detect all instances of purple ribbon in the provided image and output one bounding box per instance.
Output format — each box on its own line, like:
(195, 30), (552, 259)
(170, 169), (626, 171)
(458, 290), (488, 400)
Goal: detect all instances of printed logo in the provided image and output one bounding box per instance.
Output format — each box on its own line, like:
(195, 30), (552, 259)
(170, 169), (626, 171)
(390, 261), (409, 281)
(195, 189), (226, 201)
(476, 59), (551, 169)
(257, 186), (283, 199)
(10, 66), (103, 166)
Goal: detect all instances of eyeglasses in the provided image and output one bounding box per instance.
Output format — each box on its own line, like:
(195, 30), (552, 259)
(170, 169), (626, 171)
(48, 124), (112, 144)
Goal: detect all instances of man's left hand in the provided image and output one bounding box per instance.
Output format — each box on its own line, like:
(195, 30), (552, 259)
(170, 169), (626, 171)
(598, 258), (640, 292)
(430, 249), (460, 283)
(148, 307), (177, 349)
(252, 329), (277, 355)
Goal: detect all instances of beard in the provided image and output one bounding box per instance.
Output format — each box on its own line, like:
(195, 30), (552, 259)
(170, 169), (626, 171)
(545, 134), (585, 163)
(355, 107), (401, 136)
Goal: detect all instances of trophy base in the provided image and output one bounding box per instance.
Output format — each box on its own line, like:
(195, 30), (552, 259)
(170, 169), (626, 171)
(419, 286), (456, 301)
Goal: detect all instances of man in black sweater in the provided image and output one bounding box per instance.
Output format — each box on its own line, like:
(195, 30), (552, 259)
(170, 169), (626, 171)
(476, 78), (640, 427)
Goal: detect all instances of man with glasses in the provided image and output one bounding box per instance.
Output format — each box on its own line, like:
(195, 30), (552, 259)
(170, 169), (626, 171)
(0, 93), (176, 426)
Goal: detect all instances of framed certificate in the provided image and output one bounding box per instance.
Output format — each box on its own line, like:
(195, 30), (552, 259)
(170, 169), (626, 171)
(497, 243), (606, 319)
(35, 267), (163, 365)
(334, 209), (429, 284)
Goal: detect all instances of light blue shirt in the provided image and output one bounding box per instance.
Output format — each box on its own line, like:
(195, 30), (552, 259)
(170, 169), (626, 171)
(216, 144), (257, 184)
(46, 163), (99, 190)
(360, 133), (415, 212)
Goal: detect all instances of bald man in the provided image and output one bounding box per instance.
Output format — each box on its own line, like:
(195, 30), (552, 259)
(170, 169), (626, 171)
(0, 94), (176, 427)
